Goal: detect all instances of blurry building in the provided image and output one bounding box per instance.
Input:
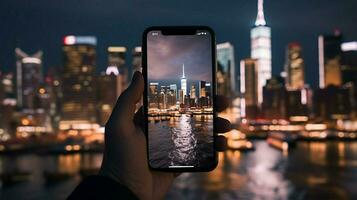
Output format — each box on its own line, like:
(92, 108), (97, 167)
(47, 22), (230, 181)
(97, 67), (124, 126)
(341, 41), (357, 116)
(42, 68), (63, 131)
(251, 0), (272, 104)
(190, 84), (196, 99)
(15, 48), (43, 110)
(313, 85), (352, 121)
(169, 84), (178, 101)
(60, 36), (98, 130)
(285, 42), (305, 90)
(132, 46), (142, 73)
(107, 46), (128, 92)
(148, 82), (159, 109)
(318, 32), (343, 88)
(240, 58), (259, 119)
(262, 76), (286, 120)
(0, 72), (16, 139)
(217, 42), (236, 96)
(286, 89), (310, 122)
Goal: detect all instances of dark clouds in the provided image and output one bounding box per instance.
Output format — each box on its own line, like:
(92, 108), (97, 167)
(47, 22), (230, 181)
(147, 33), (212, 81)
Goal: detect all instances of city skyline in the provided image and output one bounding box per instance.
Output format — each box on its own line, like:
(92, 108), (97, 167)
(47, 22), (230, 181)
(1, 0), (357, 88)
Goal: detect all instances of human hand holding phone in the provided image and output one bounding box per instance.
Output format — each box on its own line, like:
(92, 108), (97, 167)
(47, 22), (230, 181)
(99, 71), (231, 200)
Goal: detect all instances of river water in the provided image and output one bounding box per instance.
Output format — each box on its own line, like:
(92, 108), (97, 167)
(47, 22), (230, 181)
(148, 114), (214, 168)
(0, 141), (356, 199)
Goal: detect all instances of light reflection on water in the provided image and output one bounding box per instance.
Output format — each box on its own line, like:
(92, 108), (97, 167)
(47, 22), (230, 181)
(0, 141), (356, 199)
(169, 115), (197, 166)
(148, 114), (214, 168)
(167, 141), (357, 200)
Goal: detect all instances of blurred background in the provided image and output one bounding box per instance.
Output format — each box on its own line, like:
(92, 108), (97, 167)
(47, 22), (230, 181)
(0, 0), (357, 199)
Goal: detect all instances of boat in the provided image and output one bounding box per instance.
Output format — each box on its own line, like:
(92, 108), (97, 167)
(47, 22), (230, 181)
(267, 132), (297, 151)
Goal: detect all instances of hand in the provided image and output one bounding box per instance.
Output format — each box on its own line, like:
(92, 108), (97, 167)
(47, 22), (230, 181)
(99, 71), (231, 200)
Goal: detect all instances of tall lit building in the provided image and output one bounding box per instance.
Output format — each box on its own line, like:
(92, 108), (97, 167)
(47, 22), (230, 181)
(285, 42), (305, 90)
(318, 32), (343, 88)
(61, 36), (97, 127)
(149, 82), (159, 109)
(132, 46), (142, 73)
(251, 0), (272, 103)
(199, 81), (206, 97)
(15, 48), (43, 110)
(169, 84), (178, 100)
(180, 64), (187, 96)
(240, 58), (259, 118)
(190, 84), (196, 99)
(107, 46), (128, 91)
(217, 42), (236, 95)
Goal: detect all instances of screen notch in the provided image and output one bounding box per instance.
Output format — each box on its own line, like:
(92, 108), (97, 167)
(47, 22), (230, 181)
(161, 27), (199, 35)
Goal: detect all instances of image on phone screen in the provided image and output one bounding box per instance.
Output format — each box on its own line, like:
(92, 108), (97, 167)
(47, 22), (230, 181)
(145, 28), (215, 170)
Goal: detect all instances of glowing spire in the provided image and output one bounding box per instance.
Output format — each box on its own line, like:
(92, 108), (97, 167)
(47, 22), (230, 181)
(182, 64), (185, 78)
(255, 0), (267, 26)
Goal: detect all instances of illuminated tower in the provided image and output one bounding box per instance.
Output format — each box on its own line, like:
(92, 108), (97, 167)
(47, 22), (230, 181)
(180, 64), (187, 96)
(251, 0), (272, 104)
(285, 42), (305, 90)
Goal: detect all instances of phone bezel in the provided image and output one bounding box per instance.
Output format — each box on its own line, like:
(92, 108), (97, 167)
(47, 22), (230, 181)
(142, 26), (218, 172)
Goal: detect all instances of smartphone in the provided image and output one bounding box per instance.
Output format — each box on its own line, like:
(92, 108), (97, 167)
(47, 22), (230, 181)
(142, 26), (217, 172)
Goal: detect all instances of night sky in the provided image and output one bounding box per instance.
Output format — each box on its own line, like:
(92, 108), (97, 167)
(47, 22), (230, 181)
(147, 33), (212, 81)
(1, 0), (356, 88)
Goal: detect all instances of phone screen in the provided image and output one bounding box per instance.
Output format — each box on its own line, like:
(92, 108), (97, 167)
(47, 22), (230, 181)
(144, 27), (216, 171)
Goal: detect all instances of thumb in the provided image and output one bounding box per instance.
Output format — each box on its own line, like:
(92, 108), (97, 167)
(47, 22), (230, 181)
(108, 71), (144, 130)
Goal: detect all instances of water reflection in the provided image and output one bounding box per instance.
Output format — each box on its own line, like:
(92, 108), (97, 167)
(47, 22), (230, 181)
(149, 114), (214, 168)
(0, 141), (356, 199)
(169, 115), (197, 166)
(167, 141), (357, 200)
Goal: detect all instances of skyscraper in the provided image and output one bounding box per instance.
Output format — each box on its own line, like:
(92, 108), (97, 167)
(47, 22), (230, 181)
(97, 70), (123, 126)
(15, 48), (43, 110)
(132, 46), (142, 73)
(107, 46), (128, 91)
(149, 82), (159, 109)
(61, 36), (97, 126)
(285, 42), (305, 90)
(190, 84), (196, 99)
(240, 58), (259, 119)
(318, 32), (343, 88)
(199, 81), (206, 97)
(217, 42), (236, 95)
(169, 84), (178, 100)
(180, 64), (187, 96)
(251, 0), (272, 104)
